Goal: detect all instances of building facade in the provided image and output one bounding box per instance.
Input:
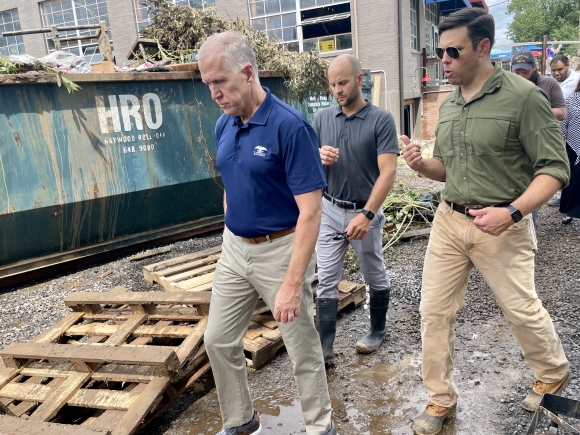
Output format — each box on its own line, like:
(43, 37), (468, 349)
(0, 0), (484, 136)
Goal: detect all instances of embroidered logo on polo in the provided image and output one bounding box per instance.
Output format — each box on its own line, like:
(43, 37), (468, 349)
(253, 146), (268, 157)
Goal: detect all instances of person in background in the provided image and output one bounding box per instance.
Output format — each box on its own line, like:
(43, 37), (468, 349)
(511, 48), (567, 226)
(313, 54), (398, 367)
(402, 8), (570, 435)
(198, 31), (336, 435)
(559, 77), (580, 224)
(550, 55), (580, 99)
(547, 44), (561, 64)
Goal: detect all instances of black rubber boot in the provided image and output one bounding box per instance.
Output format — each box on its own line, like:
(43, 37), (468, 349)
(356, 288), (390, 354)
(316, 298), (339, 367)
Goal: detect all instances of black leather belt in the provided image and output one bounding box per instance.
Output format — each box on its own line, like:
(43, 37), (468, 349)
(323, 192), (366, 210)
(444, 199), (511, 218)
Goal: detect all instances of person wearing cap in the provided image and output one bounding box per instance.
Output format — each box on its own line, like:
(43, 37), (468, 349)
(401, 9), (570, 435)
(512, 49), (566, 121)
(313, 54), (399, 367)
(198, 31), (336, 435)
(511, 49), (567, 225)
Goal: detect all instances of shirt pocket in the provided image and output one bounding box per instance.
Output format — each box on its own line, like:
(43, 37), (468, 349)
(434, 119), (456, 156)
(467, 114), (516, 156)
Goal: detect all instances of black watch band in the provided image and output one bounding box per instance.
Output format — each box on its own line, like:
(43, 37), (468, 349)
(361, 209), (375, 220)
(505, 205), (523, 223)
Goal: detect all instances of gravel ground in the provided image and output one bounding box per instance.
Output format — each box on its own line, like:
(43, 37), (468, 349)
(1, 159), (579, 435)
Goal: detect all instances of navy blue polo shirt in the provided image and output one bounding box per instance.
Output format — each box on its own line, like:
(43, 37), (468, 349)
(215, 87), (326, 238)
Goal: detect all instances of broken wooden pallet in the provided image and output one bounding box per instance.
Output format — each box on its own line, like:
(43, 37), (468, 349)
(0, 287), (211, 435)
(143, 248), (366, 369)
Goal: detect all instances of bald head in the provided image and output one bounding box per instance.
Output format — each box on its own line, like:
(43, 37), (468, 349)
(198, 31), (259, 80)
(329, 54), (363, 77)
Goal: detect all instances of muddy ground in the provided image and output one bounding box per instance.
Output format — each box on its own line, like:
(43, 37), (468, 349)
(1, 161), (579, 435)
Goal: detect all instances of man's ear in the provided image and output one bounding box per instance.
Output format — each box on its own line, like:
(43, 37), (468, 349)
(479, 38), (492, 57)
(243, 63), (255, 84)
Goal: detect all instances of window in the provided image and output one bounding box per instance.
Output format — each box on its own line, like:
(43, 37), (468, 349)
(0, 9), (25, 56)
(410, 0), (418, 51)
(134, 0), (215, 33)
(248, 0), (351, 53)
(40, 0), (112, 62)
(250, 0), (298, 48)
(425, 2), (438, 54)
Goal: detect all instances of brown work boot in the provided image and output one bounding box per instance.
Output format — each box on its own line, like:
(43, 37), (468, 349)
(411, 402), (457, 435)
(521, 372), (570, 412)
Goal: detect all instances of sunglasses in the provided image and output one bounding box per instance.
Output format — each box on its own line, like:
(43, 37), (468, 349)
(435, 40), (482, 60)
(330, 231), (348, 240)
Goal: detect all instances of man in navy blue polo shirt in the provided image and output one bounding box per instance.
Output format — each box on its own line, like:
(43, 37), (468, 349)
(198, 31), (336, 435)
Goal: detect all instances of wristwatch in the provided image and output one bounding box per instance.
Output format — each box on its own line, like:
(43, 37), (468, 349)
(361, 209), (375, 220)
(505, 205), (523, 223)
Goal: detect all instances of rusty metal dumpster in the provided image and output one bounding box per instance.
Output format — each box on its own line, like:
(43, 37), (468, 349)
(0, 70), (363, 286)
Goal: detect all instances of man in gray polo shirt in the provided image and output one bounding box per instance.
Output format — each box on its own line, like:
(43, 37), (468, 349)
(313, 54), (399, 366)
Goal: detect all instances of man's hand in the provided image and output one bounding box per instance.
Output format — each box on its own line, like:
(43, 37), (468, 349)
(274, 282), (302, 323)
(320, 145), (339, 165)
(469, 207), (514, 236)
(345, 213), (372, 240)
(400, 135), (423, 172)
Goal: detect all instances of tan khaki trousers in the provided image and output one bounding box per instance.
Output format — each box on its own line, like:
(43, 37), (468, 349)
(204, 227), (332, 434)
(421, 201), (569, 407)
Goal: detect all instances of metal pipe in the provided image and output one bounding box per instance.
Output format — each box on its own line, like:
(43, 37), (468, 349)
(370, 70), (388, 110)
(2, 23), (102, 37)
(397, 0), (405, 134)
(413, 67), (427, 89)
(353, 0), (359, 58)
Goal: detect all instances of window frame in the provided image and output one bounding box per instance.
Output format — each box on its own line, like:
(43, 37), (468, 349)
(0, 8), (25, 56)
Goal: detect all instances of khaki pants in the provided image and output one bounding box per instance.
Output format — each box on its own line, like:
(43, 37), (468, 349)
(205, 227), (332, 434)
(421, 201), (569, 407)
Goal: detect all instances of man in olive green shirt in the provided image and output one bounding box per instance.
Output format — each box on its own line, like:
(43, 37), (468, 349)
(401, 9), (570, 435)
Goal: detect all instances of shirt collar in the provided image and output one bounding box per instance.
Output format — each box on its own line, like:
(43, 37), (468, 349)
(232, 87), (274, 127)
(449, 64), (503, 105)
(334, 100), (372, 119)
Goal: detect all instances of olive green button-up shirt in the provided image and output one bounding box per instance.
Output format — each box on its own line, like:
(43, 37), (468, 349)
(433, 64), (570, 205)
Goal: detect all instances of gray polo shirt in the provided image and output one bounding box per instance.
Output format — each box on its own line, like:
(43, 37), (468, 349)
(312, 101), (399, 203)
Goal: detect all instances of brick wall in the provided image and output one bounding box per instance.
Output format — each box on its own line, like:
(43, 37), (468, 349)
(421, 85), (455, 139)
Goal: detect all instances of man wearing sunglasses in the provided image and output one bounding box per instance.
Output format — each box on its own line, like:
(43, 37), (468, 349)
(401, 8), (570, 435)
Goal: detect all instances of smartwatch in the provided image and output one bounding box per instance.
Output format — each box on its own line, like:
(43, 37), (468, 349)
(361, 209), (375, 220)
(505, 205), (523, 223)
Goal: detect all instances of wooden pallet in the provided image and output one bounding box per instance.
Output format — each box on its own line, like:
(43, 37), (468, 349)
(143, 247), (367, 369)
(0, 287), (211, 435)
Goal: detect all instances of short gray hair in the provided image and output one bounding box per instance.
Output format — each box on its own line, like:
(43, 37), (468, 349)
(198, 31), (259, 78)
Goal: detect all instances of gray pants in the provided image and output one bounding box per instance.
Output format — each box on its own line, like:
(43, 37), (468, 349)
(316, 197), (390, 298)
(205, 227), (332, 434)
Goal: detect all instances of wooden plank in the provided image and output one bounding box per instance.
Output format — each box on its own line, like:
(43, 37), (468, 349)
(182, 361), (211, 390)
(31, 312), (85, 344)
(65, 291), (212, 307)
(91, 365), (154, 384)
(399, 227), (431, 240)
(103, 314), (147, 346)
(155, 255), (220, 281)
(338, 281), (358, 294)
(0, 368), (19, 390)
(129, 247), (171, 261)
(90, 410), (125, 432)
(30, 371), (91, 421)
(20, 368), (76, 379)
(175, 273), (214, 291)
(65, 323), (195, 339)
(142, 246), (222, 283)
(0, 382), (51, 402)
(0, 343), (180, 372)
(112, 377), (170, 435)
(251, 314), (277, 330)
(0, 415), (110, 435)
(184, 281), (213, 292)
(244, 329), (263, 341)
(83, 308), (202, 322)
(162, 262), (218, 283)
(174, 317), (208, 366)
(68, 388), (139, 410)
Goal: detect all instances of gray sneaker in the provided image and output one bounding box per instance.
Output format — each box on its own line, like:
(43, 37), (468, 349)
(323, 421), (338, 435)
(547, 197), (561, 207)
(216, 411), (261, 435)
